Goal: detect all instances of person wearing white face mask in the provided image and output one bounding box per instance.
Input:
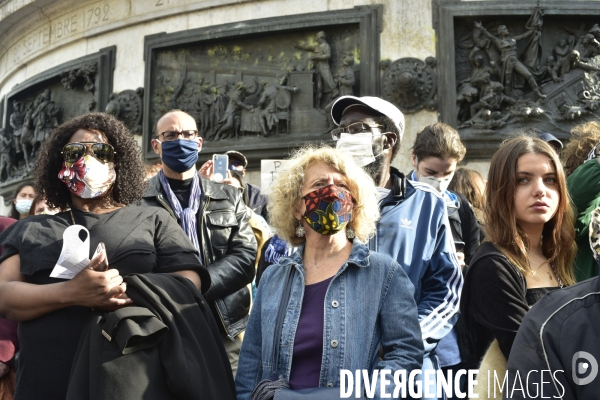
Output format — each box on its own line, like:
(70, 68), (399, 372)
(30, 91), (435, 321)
(8, 183), (35, 220)
(409, 123), (480, 267)
(409, 123), (481, 399)
(332, 96), (462, 400)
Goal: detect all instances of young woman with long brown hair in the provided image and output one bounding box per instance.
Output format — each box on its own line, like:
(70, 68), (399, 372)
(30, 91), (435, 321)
(460, 135), (576, 397)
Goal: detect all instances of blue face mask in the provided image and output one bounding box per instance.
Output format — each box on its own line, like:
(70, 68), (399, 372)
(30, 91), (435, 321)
(159, 139), (199, 173)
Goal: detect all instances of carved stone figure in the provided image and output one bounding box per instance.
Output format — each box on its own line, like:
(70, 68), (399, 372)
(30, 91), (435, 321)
(166, 68), (187, 110)
(257, 77), (299, 137)
(558, 50), (600, 76)
(19, 102), (36, 168)
(213, 81), (257, 140)
(9, 100), (24, 152)
(579, 33), (600, 60)
(0, 128), (12, 182)
(196, 86), (214, 136)
(457, 50), (496, 119)
(554, 38), (570, 62)
(474, 20), (546, 99)
(336, 55), (356, 97)
(540, 56), (561, 84)
(60, 63), (97, 93)
(295, 31), (338, 106)
(208, 83), (230, 139)
(32, 89), (59, 150)
(479, 81), (517, 112)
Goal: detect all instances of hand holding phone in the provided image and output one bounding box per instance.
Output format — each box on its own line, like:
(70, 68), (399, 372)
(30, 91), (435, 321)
(212, 154), (229, 183)
(91, 242), (109, 271)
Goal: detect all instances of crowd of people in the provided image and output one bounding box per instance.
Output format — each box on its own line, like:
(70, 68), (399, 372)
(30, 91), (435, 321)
(0, 94), (598, 400)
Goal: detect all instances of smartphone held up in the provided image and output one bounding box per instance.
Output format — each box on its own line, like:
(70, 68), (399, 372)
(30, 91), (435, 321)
(212, 154), (229, 183)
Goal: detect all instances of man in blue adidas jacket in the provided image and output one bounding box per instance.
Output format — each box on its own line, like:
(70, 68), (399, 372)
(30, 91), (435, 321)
(332, 96), (463, 399)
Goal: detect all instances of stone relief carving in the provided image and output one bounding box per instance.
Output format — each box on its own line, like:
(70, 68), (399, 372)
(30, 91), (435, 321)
(294, 31), (338, 108)
(105, 88), (144, 134)
(148, 27), (360, 145)
(381, 57), (437, 114)
(4, 90), (61, 181)
(257, 76), (300, 137)
(0, 128), (12, 183)
(61, 63), (97, 93)
(455, 7), (600, 139)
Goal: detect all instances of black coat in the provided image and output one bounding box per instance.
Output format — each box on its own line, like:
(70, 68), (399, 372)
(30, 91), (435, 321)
(66, 273), (236, 400)
(142, 175), (257, 338)
(447, 191), (481, 265)
(506, 278), (600, 399)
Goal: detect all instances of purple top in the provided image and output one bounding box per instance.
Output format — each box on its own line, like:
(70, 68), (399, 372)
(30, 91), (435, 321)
(288, 276), (333, 390)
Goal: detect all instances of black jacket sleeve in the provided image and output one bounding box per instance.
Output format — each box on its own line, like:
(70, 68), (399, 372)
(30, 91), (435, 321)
(462, 246), (529, 360)
(203, 188), (257, 301)
(456, 192), (481, 265)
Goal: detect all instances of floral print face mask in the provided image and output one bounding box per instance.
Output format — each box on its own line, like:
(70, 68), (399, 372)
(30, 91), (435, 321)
(58, 154), (116, 199)
(302, 184), (354, 235)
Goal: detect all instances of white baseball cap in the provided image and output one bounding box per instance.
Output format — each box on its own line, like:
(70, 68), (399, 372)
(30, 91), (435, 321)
(331, 96), (405, 140)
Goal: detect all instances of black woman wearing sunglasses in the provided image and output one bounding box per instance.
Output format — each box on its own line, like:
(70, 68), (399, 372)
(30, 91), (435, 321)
(0, 113), (235, 399)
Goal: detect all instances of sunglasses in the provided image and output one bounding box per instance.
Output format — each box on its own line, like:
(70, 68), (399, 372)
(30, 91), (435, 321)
(61, 142), (116, 163)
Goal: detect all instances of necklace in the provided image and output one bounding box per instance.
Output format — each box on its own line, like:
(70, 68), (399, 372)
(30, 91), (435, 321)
(528, 257), (564, 288)
(69, 209), (76, 225)
(529, 258), (552, 281)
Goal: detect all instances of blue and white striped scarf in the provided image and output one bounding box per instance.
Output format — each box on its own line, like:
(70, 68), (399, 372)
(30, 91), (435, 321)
(158, 169), (202, 252)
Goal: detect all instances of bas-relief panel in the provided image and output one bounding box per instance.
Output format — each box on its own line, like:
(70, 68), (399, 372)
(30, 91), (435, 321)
(435, 2), (600, 158)
(149, 27), (360, 153)
(456, 12), (600, 142)
(143, 6), (383, 166)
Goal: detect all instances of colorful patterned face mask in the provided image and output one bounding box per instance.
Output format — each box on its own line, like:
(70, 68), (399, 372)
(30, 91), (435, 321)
(302, 184), (354, 235)
(58, 154), (116, 199)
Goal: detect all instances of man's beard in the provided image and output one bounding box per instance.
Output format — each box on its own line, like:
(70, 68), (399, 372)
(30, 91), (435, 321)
(362, 151), (386, 184)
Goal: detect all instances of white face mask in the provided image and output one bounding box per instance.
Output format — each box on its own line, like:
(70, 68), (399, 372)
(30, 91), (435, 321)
(336, 132), (378, 167)
(417, 173), (454, 193)
(15, 199), (33, 215)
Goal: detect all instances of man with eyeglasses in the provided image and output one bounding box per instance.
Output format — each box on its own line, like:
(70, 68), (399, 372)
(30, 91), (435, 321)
(331, 96), (463, 400)
(142, 110), (257, 376)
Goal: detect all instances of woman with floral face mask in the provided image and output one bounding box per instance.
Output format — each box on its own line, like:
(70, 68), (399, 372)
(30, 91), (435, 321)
(0, 113), (227, 400)
(236, 147), (423, 400)
(8, 183), (35, 220)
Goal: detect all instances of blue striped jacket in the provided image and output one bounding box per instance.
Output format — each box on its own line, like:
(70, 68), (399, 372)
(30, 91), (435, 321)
(369, 169), (463, 363)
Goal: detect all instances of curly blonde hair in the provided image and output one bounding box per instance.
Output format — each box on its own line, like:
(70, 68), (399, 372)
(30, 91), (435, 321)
(562, 121), (600, 176)
(268, 146), (380, 246)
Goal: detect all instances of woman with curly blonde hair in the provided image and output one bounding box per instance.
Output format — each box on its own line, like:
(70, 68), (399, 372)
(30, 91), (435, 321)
(562, 120), (600, 176)
(236, 146), (423, 399)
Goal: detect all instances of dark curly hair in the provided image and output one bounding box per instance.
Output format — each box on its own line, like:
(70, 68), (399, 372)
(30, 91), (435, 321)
(33, 113), (147, 210)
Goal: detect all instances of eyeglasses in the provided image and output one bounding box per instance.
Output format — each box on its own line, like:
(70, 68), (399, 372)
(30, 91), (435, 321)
(158, 130), (198, 141)
(61, 142), (116, 163)
(330, 122), (383, 141)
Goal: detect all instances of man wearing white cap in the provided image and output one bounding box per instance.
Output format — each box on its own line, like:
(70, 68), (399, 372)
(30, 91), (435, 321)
(331, 96), (463, 399)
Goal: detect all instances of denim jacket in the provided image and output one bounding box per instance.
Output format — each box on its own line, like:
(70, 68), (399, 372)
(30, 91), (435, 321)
(235, 239), (424, 400)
